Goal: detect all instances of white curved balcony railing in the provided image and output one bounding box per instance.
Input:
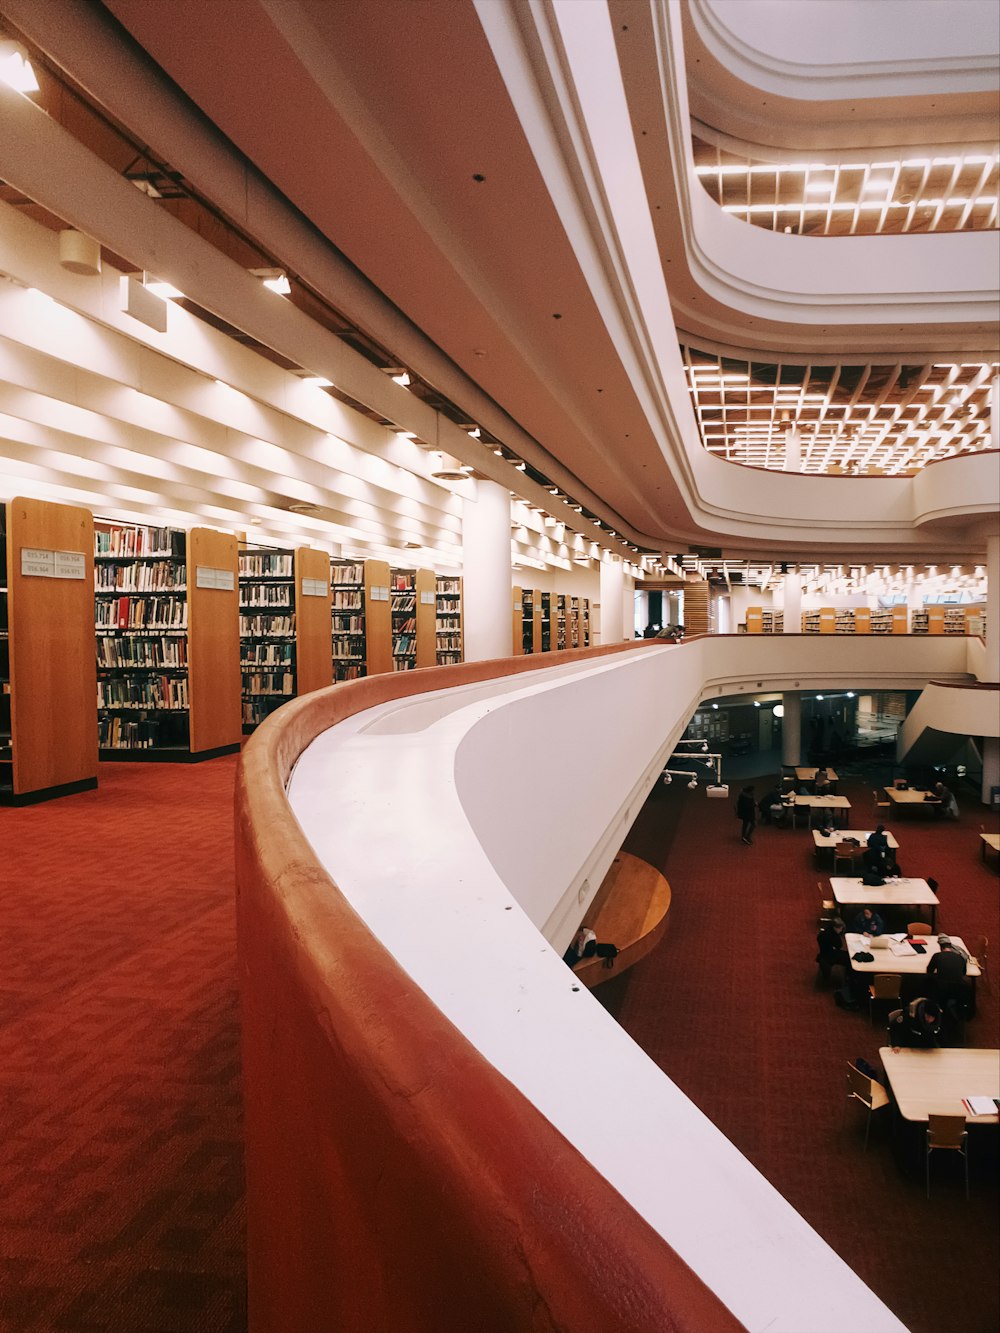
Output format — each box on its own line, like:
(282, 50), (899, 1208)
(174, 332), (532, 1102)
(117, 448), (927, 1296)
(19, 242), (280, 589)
(283, 634), (976, 1331)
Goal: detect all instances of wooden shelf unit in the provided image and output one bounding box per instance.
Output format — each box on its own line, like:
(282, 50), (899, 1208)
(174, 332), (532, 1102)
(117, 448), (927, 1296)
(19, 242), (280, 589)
(2, 497), (98, 803)
(512, 586), (524, 657)
(540, 591), (552, 652)
(435, 576), (462, 665)
(556, 594), (567, 650)
(239, 546), (295, 731)
(364, 560), (392, 675)
(520, 587), (534, 654)
(295, 548), (333, 697)
(581, 597), (591, 647)
(390, 568), (417, 671)
(569, 596), (580, 648)
(331, 559), (367, 682)
(414, 569), (436, 668)
(95, 521), (240, 760)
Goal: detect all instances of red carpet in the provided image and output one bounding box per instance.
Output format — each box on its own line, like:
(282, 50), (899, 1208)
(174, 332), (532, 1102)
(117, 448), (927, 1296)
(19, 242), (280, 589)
(609, 773), (1000, 1333)
(2, 757), (997, 1332)
(0, 758), (245, 1331)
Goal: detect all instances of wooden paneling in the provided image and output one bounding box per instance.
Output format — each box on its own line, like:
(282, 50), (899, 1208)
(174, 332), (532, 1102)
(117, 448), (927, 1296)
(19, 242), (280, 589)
(7, 497), (97, 795)
(187, 527), (241, 753)
(892, 605), (909, 633)
(746, 606), (763, 633)
(364, 560), (392, 675)
(512, 586), (523, 655)
(926, 605), (945, 634)
(683, 578), (709, 636)
(854, 608), (871, 634)
(818, 608), (836, 633)
(414, 568), (436, 669)
(295, 547), (333, 696)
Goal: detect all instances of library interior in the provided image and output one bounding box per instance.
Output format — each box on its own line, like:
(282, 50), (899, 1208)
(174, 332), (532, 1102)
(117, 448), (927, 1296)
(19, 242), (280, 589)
(2, 2), (1000, 1331)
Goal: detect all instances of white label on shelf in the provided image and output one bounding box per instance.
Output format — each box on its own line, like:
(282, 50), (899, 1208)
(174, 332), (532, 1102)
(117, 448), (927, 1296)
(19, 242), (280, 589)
(420, 590), (435, 605)
(54, 550), (87, 579)
(196, 565), (235, 590)
(301, 577), (327, 598)
(21, 547), (55, 577)
(514, 601), (522, 611)
(371, 585), (390, 601)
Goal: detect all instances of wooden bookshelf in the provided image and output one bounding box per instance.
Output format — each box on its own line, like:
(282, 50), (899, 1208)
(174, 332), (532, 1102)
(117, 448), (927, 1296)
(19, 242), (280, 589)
(892, 606), (908, 634)
(854, 608), (871, 634)
(435, 575), (463, 666)
(390, 568), (417, 671)
(581, 597), (591, 647)
(540, 591), (552, 652)
(239, 546), (295, 732)
(521, 588), (535, 654)
(512, 586), (523, 656)
(331, 559), (367, 682)
(95, 521), (240, 760)
(746, 607), (763, 634)
(556, 594), (567, 650)
(364, 560), (392, 675)
(2, 497), (97, 803)
(569, 596), (580, 648)
(415, 568), (436, 668)
(294, 548), (332, 696)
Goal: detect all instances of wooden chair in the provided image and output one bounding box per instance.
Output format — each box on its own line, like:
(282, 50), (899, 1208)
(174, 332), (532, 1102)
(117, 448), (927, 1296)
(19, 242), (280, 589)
(842, 1062), (889, 1151)
(833, 842), (859, 874)
(817, 881), (836, 926)
(868, 973), (902, 1025)
(926, 1114), (969, 1199)
(873, 789), (891, 815)
(907, 922), (932, 935)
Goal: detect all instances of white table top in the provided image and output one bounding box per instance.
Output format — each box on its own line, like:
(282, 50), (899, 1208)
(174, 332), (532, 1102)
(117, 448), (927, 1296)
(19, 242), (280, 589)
(831, 876), (938, 907)
(845, 932), (980, 976)
(796, 767), (839, 782)
(793, 794), (851, 809)
(883, 786), (941, 806)
(879, 1047), (1000, 1123)
(813, 829), (899, 850)
(982, 833), (1000, 852)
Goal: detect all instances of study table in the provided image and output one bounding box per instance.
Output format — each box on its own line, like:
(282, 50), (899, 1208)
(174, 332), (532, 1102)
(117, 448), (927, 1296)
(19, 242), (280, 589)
(831, 876), (939, 928)
(883, 787), (942, 817)
(878, 1047), (1000, 1123)
(795, 767), (839, 792)
(813, 829), (899, 866)
(845, 933), (980, 982)
(790, 794), (851, 829)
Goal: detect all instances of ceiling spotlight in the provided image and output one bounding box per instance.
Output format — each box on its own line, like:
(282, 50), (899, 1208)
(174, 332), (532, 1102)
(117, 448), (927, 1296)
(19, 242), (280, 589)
(467, 426), (481, 439)
(816, 694), (825, 701)
(250, 267), (291, 295)
(846, 691), (855, 698)
(381, 366), (411, 387)
(0, 40), (39, 94)
(687, 778), (698, 790)
(662, 773), (672, 786)
(773, 704), (784, 718)
(701, 742), (708, 752)
(753, 700), (761, 708)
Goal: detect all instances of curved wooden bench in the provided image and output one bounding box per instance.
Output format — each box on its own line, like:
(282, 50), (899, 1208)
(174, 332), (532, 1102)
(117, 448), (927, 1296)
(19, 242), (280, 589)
(573, 852), (671, 987)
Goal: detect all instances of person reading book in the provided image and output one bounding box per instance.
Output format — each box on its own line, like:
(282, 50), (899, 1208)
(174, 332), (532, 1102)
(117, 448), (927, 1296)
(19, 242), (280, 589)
(851, 906), (885, 937)
(888, 998), (943, 1048)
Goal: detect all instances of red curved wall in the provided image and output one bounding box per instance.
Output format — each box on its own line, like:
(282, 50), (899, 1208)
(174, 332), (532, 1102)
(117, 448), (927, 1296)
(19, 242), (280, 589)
(234, 644), (743, 1332)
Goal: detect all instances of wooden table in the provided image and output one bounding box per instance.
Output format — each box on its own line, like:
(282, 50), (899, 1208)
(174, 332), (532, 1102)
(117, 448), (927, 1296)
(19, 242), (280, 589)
(791, 794), (851, 828)
(981, 832), (1000, 865)
(813, 829), (899, 864)
(795, 766), (839, 793)
(879, 1047), (1000, 1122)
(831, 876), (939, 928)
(883, 787), (942, 816)
(845, 932), (980, 979)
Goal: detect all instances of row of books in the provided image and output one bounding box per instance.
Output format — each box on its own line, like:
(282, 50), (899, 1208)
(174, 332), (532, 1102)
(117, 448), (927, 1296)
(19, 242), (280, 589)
(98, 676), (189, 709)
(333, 640), (366, 659)
(241, 671), (294, 696)
(97, 636), (188, 668)
(95, 562), (186, 592)
(95, 526), (185, 558)
(240, 585), (292, 608)
(392, 595), (416, 612)
(436, 635), (462, 651)
(241, 645), (295, 667)
(98, 714), (184, 749)
(332, 563), (365, 585)
(393, 635), (416, 656)
(332, 615), (365, 632)
(239, 553), (293, 578)
(391, 573), (413, 592)
(95, 596), (188, 631)
(242, 698), (287, 726)
(240, 614), (295, 637)
(332, 592), (364, 610)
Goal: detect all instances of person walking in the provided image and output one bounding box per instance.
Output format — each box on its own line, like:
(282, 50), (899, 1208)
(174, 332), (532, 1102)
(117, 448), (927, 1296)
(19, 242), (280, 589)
(736, 785), (757, 845)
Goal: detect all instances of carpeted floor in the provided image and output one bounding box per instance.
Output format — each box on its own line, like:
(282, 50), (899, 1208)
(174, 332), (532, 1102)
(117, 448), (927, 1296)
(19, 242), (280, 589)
(1, 755), (997, 1332)
(0, 758), (245, 1332)
(607, 771), (1000, 1333)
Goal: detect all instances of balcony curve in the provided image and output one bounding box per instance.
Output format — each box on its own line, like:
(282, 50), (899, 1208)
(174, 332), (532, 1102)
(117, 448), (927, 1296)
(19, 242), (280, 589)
(235, 636), (976, 1331)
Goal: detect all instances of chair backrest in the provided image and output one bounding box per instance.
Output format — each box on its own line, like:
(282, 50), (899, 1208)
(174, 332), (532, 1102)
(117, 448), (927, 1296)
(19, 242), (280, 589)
(927, 1114), (967, 1149)
(873, 789), (890, 808)
(871, 974), (901, 999)
(908, 922), (932, 935)
(846, 1063), (876, 1106)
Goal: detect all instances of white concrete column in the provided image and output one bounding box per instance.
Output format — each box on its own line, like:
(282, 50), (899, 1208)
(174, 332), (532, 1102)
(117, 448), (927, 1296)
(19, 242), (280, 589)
(905, 576), (923, 632)
(782, 569), (802, 633)
(984, 531), (1000, 683)
(599, 556), (625, 643)
(623, 568), (637, 640)
(990, 374), (999, 450)
(781, 693), (802, 766)
(462, 479), (511, 661)
(783, 426), (801, 472)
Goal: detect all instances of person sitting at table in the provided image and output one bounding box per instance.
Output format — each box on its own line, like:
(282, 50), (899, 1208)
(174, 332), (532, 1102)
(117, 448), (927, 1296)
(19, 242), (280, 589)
(926, 935), (974, 1019)
(816, 917), (849, 983)
(864, 825), (894, 876)
(887, 997), (943, 1048)
(931, 781), (959, 820)
(758, 786), (785, 825)
(813, 767), (831, 795)
(851, 906), (886, 937)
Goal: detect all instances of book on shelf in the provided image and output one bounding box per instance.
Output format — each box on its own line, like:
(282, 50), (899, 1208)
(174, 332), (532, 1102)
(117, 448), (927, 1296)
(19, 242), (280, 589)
(239, 546), (297, 731)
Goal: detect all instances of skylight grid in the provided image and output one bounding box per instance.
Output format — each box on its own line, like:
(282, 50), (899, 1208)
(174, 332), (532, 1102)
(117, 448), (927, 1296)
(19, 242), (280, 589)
(691, 137), (1000, 237)
(682, 348), (997, 474)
